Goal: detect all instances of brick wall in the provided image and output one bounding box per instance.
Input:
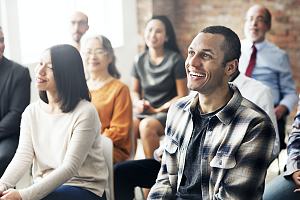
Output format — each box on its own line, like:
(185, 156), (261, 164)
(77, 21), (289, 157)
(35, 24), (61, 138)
(136, 0), (300, 94)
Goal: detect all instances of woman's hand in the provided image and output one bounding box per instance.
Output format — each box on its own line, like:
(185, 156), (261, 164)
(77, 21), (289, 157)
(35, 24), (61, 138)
(135, 99), (151, 114)
(0, 189), (22, 200)
(292, 170), (300, 192)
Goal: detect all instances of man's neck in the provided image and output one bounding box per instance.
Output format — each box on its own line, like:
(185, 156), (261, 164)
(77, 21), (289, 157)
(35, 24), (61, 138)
(229, 71), (240, 82)
(198, 86), (233, 114)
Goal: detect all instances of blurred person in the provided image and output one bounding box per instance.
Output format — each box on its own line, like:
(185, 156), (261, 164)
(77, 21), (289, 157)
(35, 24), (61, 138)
(240, 4), (298, 150)
(83, 35), (132, 164)
(0, 26), (31, 177)
(132, 15), (188, 159)
(263, 96), (300, 200)
(0, 44), (108, 200)
(70, 11), (89, 51)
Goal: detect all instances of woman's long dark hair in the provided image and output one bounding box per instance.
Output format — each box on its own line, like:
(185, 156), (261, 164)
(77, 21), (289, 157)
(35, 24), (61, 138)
(145, 15), (180, 53)
(39, 44), (90, 112)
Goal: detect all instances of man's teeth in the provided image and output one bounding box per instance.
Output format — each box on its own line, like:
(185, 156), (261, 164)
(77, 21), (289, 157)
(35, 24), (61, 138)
(190, 71), (205, 77)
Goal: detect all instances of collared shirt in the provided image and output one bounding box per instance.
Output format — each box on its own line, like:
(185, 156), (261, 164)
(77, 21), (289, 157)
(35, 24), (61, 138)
(239, 39), (298, 112)
(285, 96), (300, 177)
(148, 85), (275, 200)
(231, 73), (279, 158)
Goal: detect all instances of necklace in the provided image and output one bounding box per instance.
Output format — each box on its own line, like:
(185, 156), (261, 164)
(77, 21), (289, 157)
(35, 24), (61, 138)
(88, 76), (113, 91)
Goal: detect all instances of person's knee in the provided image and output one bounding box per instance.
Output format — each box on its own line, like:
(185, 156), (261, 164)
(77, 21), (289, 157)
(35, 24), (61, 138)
(139, 118), (162, 137)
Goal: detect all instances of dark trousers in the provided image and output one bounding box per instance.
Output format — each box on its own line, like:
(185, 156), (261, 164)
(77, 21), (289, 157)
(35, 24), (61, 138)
(114, 159), (161, 200)
(42, 185), (106, 200)
(277, 117), (287, 150)
(0, 135), (18, 177)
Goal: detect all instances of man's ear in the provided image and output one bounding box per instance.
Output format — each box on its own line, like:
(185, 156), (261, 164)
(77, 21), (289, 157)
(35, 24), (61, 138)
(225, 59), (238, 77)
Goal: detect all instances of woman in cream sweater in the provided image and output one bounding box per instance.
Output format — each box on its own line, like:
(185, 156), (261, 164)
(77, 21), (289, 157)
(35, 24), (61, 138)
(0, 44), (108, 200)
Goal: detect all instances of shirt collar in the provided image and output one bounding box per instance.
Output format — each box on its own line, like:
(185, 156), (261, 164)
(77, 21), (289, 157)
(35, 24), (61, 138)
(184, 84), (243, 125)
(244, 38), (267, 51)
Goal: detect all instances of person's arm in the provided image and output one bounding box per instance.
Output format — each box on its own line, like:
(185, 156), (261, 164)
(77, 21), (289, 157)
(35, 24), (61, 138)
(284, 109), (300, 191)
(0, 67), (31, 140)
(275, 53), (298, 119)
(0, 107), (34, 195)
(149, 79), (188, 113)
(148, 139), (177, 199)
(103, 85), (132, 146)
(216, 117), (275, 199)
(17, 104), (101, 200)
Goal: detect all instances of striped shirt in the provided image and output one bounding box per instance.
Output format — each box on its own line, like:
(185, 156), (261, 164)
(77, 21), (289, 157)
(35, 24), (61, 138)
(148, 84), (275, 200)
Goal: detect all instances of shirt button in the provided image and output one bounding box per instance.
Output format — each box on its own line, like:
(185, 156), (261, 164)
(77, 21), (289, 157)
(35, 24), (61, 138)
(219, 159), (222, 166)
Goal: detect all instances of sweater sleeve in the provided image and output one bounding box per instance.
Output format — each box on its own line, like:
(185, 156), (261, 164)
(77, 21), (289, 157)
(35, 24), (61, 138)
(103, 85), (133, 146)
(0, 106), (34, 190)
(18, 103), (101, 200)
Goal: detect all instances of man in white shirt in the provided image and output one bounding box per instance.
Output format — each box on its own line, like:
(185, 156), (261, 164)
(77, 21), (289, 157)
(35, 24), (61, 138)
(239, 4), (298, 150)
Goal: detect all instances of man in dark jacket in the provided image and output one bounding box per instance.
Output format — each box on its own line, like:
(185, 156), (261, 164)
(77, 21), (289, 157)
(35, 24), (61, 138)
(0, 26), (31, 176)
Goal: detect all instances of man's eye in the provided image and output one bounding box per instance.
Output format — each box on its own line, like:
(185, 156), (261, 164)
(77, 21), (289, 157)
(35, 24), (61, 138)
(201, 53), (212, 59)
(188, 50), (194, 56)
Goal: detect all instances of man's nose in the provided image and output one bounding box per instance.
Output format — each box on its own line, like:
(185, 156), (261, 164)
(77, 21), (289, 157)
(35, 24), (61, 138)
(189, 54), (202, 68)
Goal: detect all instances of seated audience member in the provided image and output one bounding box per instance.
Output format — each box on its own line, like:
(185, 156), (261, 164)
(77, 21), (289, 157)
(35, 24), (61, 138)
(148, 26), (275, 199)
(263, 97), (300, 200)
(83, 35), (132, 164)
(69, 11), (89, 51)
(132, 15), (188, 159)
(115, 26), (276, 200)
(0, 44), (108, 200)
(230, 69), (279, 159)
(0, 26), (31, 177)
(240, 5), (298, 150)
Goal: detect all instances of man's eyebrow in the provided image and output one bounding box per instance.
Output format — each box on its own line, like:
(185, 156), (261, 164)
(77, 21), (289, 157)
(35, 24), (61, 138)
(188, 46), (215, 54)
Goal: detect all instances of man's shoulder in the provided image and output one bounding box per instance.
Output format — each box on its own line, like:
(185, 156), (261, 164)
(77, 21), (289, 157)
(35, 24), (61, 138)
(134, 51), (148, 63)
(239, 75), (271, 92)
(239, 97), (272, 122)
(2, 57), (29, 77)
(171, 92), (196, 110)
(263, 41), (286, 54)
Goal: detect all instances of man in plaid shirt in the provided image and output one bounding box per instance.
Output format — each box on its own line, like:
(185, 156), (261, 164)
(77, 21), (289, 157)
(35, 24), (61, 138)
(148, 26), (275, 200)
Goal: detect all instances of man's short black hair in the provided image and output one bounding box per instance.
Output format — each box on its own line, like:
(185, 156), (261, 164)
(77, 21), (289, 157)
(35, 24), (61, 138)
(201, 26), (241, 64)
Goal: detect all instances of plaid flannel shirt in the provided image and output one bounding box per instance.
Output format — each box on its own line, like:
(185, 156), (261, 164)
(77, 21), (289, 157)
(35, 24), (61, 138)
(285, 99), (300, 177)
(148, 84), (275, 200)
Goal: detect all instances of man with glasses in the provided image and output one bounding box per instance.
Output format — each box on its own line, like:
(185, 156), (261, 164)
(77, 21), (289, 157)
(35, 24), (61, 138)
(0, 26), (31, 177)
(239, 4), (298, 151)
(70, 11), (89, 51)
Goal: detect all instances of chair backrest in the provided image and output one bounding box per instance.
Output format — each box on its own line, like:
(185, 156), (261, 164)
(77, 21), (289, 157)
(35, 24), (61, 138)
(101, 135), (114, 200)
(128, 127), (136, 160)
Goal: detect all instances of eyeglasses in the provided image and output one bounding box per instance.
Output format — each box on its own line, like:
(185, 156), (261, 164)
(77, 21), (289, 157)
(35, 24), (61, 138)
(84, 48), (107, 56)
(71, 20), (88, 27)
(245, 16), (266, 24)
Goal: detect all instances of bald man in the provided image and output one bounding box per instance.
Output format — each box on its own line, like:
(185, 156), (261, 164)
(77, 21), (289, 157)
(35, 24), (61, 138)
(239, 4), (297, 151)
(70, 11), (89, 51)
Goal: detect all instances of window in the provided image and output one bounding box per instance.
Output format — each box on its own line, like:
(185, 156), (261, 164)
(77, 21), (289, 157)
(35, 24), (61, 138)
(17, 0), (123, 63)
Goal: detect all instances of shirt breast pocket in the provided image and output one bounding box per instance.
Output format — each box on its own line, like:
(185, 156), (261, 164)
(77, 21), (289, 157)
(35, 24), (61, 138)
(209, 155), (236, 169)
(164, 139), (179, 175)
